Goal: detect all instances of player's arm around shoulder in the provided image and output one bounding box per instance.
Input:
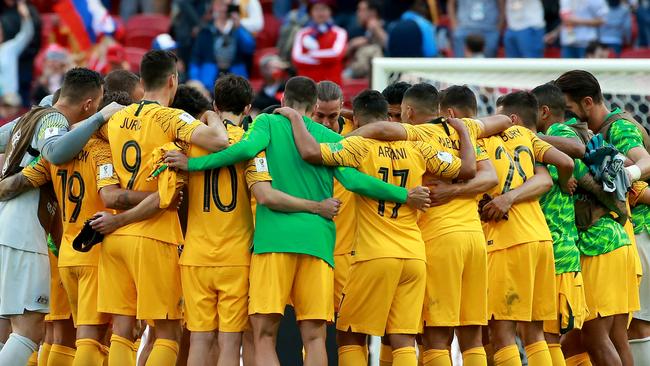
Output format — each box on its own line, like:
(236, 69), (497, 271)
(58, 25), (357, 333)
(476, 114), (513, 138)
(345, 120), (408, 141)
(446, 117), (476, 180)
(186, 110), (229, 152)
(0, 162), (46, 201)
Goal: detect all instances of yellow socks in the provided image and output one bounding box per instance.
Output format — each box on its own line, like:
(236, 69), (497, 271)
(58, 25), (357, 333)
(393, 347), (417, 366)
(422, 349), (451, 366)
(525, 341), (553, 366)
(463, 346), (488, 366)
(74, 339), (106, 366)
(380, 343), (393, 366)
(108, 335), (135, 366)
(494, 345), (522, 366)
(145, 339), (179, 366)
(28, 351), (38, 366)
(339, 345), (366, 366)
(547, 343), (566, 366)
(565, 352), (592, 366)
(39, 343), (52, 366)
(48, 345), (76, 366)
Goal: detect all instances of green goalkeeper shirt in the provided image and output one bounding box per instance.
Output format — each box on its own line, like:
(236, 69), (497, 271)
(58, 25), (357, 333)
(187, 113), (408, 267)
(539, 121), (583, 273)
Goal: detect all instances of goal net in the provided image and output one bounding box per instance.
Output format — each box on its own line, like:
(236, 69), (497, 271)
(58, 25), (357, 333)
(371, 58), (650, 128)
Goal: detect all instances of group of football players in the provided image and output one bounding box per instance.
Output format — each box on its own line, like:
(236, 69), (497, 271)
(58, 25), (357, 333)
(0, 49), (648, 366)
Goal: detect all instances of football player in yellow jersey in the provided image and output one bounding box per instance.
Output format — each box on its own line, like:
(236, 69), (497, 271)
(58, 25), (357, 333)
(281, 89), (478, 366)
(348, 84), (511, 366)
(382, 81), (412, 122)
(479, 91), (575, 366)
(97, 50), (230, 366)
(313, 81), (358, 314)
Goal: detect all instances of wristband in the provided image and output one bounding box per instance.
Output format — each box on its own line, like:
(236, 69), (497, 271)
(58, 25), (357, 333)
(626, 164), (642, 182)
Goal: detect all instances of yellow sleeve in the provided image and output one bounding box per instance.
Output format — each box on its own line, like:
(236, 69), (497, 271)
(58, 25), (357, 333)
(319, 136), (370, 167)
(630, 181), (649, 207)
(528, 128), (553, 162)
(164, 109), (203, 144)
(403, 123), (433, 141)
(22, 156), (51, 187)
(91, 141), (120, 190)
(245, 150), (272, 189)
(416, 141), (462, 179)
(463, 118), (484, 141)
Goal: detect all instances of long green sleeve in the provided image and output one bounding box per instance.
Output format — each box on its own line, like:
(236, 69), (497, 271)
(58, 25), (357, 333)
(188, 114), (271, 171)
(334, 166), (408, 203)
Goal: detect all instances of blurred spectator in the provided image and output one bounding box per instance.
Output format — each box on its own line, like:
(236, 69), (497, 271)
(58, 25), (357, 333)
(274, 0), (295, 20)
(585, 40), (611, 57)
(447, 0), (502, 57)
(560, 0), (609, 58)
(252, 54), (289, 112)
(277, 0), (310, 62)
(0, 93), (25, 126)
(465, 33), (486, 57)
(0, 0), (33, 103)
(636, 0), (650, 46)
(105, 69), (144, 101)
(292, 0), (347, 85)
(189, 0), (256, 89)
(32, 44), (72, 103)
(387, 1), (438, 58)
(152, 33), (187, 81)
(232, 0), (265, 34)
(343, 0), (386, 79)
(171, 0), (211, 67)
(121, 0), (156, 21)
(88, 37), (129, 75)
(334, 0), (359, 33)
(1, 0), (40, 106)
(599, 0), (632, 56)
(504, 0), (546, 57)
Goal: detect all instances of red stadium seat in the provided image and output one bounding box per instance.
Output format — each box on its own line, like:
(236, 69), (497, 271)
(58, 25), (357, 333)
(124, 47), (148, 73)
(124, 28), (161, 49)
(125, 14), (171, 35)
(544, 47), (561, 58)
(621, 48), (650, 58)
(341, 78), (370, 107)
(255, 13), (282, 49)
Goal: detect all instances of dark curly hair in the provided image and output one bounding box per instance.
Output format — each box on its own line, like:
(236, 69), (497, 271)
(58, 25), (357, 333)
(172, 85), (212, 119)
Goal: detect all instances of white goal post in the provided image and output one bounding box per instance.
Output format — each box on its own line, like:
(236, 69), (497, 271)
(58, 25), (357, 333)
(371, 57), (650, 127)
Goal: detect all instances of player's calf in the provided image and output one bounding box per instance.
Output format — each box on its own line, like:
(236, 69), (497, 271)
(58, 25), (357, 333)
(610, 314), (633, 366)
(217, 331), (241, 366)
(581, 316), (621, 366)
(187, 331), (215, 366)
(250, 313), (281, 366)
(299, 320), (328, 366)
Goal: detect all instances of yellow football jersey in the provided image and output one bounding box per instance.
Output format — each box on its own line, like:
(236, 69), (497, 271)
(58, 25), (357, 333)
(180, 124), (270, 267)
(22, 138), (119, 267)
(333, 180), (357, 255)
(104, 101), (201, 245)
(479, 126), (553, 251)
(320, 136), (462, 261)
(403, 118), (489, 240)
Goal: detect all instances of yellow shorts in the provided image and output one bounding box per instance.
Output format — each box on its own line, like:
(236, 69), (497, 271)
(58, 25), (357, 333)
(59, 266), (110, 326)
(542, 272), (588, 335)
(97, 235), (183, 320)
(334, 253), (352, 313)
(337, 258), (426, 336)
(45, 252), (71, 322)
(581, 245), (636, 321)
(248, 253), (333, 321)
(488, 241), (556, 321)
(423, 231), (487, 327)
(180, 265), (249, 332)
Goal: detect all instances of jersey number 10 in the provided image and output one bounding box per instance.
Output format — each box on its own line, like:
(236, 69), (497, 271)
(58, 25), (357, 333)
(203, 166), (238, 213)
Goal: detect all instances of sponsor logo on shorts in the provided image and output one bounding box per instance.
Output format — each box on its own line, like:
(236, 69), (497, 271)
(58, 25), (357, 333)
(36, 296), (49, 305)
(487, 240), (493, 246)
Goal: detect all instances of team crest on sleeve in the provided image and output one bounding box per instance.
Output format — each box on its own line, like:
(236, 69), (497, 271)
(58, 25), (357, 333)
(328, 142), (344, 153)
(179, 112), (195, 124)
(99, 164), (114, 179)
(255, 157), (269, 172)
(43, 127), (60, 140)
(436, 151), (453, 164)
